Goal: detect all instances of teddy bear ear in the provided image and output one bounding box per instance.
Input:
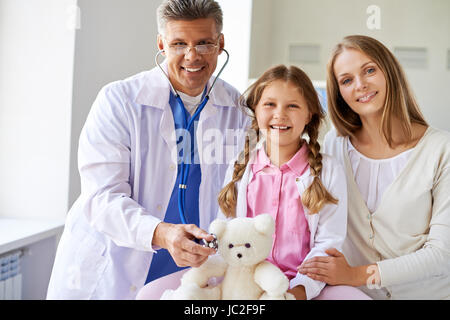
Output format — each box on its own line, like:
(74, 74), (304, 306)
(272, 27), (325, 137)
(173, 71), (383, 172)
(209, 219), (227, 239)
(253, 214), (275, 236)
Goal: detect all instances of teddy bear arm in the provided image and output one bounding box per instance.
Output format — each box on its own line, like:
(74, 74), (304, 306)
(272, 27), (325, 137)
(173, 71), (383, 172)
(181, 254), (227, 287)
(254, 261), (290, 297)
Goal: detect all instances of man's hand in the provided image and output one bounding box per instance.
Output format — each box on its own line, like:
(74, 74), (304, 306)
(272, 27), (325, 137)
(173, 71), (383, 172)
(153, 222), (216, 268)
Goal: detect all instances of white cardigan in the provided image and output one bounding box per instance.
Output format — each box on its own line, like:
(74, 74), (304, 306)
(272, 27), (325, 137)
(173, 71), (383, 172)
(324, 127), (450, 300)
(217, 140), (348, 300)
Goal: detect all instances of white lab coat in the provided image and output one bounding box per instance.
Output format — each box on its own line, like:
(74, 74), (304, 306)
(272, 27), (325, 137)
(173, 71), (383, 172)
(46, 64), (249, 299)
(217, 140), (348, 299)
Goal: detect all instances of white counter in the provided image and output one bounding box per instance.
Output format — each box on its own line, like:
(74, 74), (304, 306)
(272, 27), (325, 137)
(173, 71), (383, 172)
(0, 218), (65, 255)
(0, 218), (65, 299)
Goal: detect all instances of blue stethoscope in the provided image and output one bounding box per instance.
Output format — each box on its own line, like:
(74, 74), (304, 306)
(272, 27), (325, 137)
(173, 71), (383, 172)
(155, 48), (230, 226)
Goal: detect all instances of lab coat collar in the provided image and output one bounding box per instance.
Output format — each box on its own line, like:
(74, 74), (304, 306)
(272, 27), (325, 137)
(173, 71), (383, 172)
(134, 62), (171, 109)
(135, 61), (238, 109)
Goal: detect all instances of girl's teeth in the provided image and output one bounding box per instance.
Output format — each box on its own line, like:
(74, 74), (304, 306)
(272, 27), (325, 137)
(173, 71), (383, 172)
(271, 126), (289, 130)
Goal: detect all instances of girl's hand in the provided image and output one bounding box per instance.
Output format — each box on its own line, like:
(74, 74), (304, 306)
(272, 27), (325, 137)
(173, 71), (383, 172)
(287, 285), (307, 300)
(297, 248), (359, 286)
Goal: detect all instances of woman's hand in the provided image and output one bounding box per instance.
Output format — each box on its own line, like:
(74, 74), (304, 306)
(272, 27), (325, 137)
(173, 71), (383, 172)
(153, 222), (216, 268)
(298, 248), (361, 286)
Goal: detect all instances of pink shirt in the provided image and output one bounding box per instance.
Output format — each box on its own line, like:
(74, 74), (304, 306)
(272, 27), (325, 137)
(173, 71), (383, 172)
(246, 144), (311, 280)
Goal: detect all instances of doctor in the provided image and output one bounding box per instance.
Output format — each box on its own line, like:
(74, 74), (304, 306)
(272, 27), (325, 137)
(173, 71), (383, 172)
(47, 0), (249, 299)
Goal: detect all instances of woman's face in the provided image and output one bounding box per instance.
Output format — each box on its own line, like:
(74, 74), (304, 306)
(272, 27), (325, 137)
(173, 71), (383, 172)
(333, 48), (387, 120)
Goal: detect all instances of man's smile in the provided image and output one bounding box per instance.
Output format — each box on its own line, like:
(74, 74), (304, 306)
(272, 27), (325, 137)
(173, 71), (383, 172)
(182, 66), (206, 73)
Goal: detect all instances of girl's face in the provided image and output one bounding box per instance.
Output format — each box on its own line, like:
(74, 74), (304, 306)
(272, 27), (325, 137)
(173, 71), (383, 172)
(333, 48), (387, 120)
(255, 80), (311, 154)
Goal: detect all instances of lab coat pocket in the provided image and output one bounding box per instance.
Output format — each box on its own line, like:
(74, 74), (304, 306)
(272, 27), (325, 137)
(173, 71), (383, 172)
(69, 227), (108, 299)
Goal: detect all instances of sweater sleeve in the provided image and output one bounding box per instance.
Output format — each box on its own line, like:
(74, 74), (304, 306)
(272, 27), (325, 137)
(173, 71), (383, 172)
(377, 164), (450, 287)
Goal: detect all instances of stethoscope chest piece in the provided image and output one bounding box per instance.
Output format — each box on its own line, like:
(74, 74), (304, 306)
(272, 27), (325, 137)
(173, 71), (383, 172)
(202, 233), (218, 251)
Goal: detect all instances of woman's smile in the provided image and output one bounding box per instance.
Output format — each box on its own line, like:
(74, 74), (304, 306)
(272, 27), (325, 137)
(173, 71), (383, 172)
(356, 91), (378, 103)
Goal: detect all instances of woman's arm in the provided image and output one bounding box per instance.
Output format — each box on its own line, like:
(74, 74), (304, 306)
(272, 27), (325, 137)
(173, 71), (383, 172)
(376, 162), (450, 287)
(300, 162), (450, 288)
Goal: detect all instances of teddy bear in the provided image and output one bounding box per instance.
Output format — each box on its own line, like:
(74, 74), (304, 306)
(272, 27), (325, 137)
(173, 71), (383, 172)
(161, 214), (295, 300)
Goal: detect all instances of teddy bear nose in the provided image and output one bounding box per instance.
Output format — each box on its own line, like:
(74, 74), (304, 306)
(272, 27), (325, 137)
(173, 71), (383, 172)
(237, 253), (242, 259)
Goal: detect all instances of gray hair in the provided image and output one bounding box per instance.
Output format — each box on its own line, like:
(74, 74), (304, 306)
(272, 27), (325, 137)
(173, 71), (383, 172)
(157, 0), (223, 35)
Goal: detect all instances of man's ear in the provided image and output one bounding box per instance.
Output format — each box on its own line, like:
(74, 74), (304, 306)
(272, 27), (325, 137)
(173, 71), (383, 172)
(219, 33), (225, 53)
(157, 34), (166, 55)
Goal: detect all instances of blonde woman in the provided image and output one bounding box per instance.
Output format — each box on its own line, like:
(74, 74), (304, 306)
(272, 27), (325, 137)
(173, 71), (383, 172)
(217, 65), (352, 300)
(299, 35), (450, 299)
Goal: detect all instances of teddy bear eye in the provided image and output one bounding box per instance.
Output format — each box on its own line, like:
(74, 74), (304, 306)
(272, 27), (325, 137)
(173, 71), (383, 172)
(228, 243), (234, 249)
(245, 243), (251, 248)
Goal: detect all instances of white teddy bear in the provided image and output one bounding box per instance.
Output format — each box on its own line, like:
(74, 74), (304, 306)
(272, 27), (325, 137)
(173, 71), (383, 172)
(162, 214), (295, 300)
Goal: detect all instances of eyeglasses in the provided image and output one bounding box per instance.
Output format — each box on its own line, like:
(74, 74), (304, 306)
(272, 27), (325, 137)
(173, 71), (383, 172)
(165, 36), (221, 56)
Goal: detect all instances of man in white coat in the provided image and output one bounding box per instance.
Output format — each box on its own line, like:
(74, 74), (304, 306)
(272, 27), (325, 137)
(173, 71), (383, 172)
(47, 0), (249, 299)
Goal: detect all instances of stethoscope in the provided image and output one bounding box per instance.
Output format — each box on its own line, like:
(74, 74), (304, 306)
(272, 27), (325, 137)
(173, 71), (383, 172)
(154, 48), (229, 234)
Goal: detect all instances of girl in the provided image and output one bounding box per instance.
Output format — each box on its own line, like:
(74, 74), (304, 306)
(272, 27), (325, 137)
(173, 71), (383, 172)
(299, 35), (450, 299)
(217, 65), (353, 300)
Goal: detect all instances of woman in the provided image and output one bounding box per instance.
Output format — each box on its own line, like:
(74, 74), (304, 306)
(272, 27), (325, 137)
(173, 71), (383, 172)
(298, 35), (450, 300)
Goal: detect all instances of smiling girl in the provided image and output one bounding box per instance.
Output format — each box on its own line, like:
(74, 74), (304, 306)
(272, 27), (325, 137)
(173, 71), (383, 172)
(217, 65), (353, 300)
(299, 35), (450, 300)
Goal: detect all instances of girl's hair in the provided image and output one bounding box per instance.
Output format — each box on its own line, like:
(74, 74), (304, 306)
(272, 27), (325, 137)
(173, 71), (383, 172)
(326, 35), (428, 147)
(218, 65), (338, 218)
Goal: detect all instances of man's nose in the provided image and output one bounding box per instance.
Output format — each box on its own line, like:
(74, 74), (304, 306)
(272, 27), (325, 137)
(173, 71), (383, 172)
(184, 46), (201, 61)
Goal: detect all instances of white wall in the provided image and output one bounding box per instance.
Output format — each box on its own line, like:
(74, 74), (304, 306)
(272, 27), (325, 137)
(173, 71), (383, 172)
(0, 0), (76, 220)
(68, 0), (162, 208)
(216, 0), (253, 93)
(249, 0), (273, 81)
(250, 0), (450, 131)
(2, 1), (448, 220)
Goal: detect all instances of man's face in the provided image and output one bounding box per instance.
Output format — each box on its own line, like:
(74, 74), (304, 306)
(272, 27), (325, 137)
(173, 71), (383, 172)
(158, 18), (224, 96)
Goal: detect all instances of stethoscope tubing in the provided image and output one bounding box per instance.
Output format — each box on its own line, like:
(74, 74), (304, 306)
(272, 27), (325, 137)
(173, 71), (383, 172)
(154, 48), (230, 98)
(155, 48), (230, 225)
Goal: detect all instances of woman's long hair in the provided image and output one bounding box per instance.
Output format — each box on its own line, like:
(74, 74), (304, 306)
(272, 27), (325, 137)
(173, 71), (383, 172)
(218, 65), (338, 218)
(326, 35), (428, 147)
